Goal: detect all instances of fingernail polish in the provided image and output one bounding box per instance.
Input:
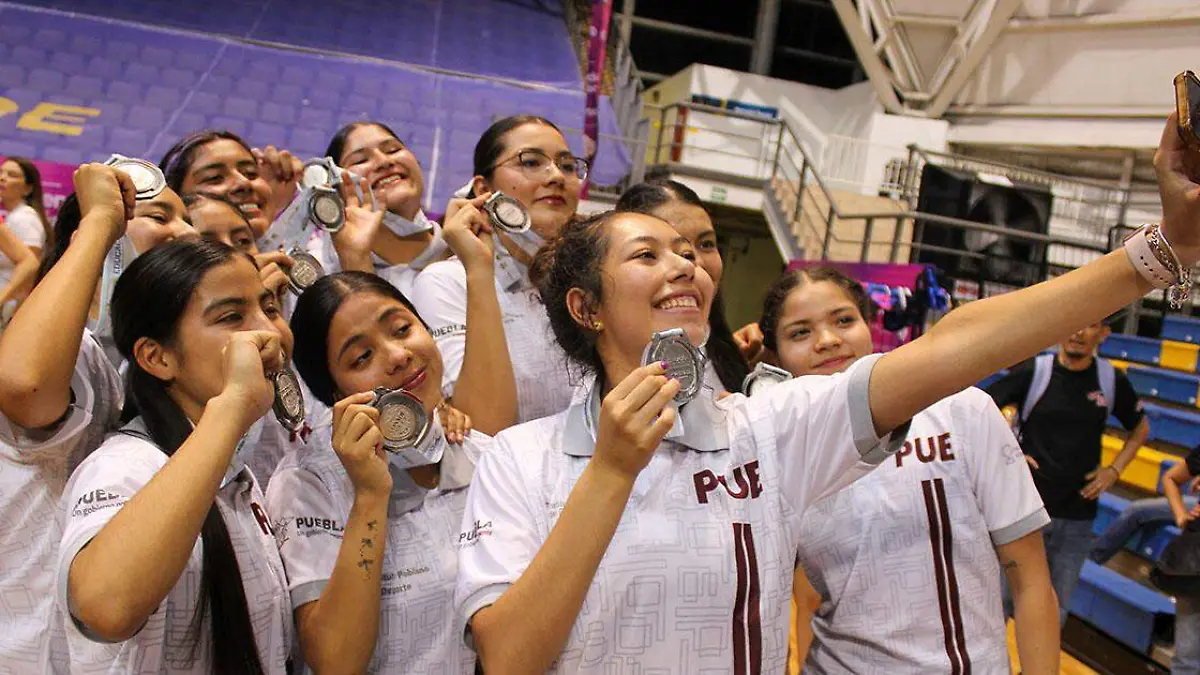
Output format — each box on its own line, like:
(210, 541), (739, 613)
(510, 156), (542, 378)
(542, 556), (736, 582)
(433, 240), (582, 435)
(659, 360), (670, 369)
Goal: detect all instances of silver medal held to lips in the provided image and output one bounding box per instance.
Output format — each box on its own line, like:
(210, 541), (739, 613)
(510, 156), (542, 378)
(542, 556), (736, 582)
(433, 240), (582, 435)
(271, 369), (306, 433)
(742, 362), (793, 397)
(482, 192), (530, 234)
(641, 328), (705, 406)
(370, 388), (445, 468)
(286, 248), (325, 294)
(103, 154), (165, 201)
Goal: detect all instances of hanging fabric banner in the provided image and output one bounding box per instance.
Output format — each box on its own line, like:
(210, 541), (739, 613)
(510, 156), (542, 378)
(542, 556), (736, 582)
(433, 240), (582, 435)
(581, 0), (613, 200)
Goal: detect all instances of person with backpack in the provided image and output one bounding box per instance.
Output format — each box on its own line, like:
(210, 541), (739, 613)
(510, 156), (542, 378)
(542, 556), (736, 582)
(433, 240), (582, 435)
(985, 319), (1150, 623)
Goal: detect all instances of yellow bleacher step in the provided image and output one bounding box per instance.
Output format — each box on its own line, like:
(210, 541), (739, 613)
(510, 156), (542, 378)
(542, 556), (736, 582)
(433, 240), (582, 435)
(1162, 340), (1200, 373)
(1101, 435), (1181, 493)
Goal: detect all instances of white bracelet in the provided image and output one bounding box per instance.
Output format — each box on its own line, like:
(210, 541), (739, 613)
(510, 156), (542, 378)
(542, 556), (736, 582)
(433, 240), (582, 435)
(1124, 224), (1176, 289)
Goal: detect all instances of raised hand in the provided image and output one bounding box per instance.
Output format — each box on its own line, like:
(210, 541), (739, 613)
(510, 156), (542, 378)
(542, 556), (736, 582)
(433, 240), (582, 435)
(219, 330), (283, 432)
(442, 193), (496, 273)
(436, 401), (473, 445)
(1155, 113), (1200, 264)
(733, 322), (765, 364)
(592, 362), (680, 481)
(254, 250), (294, 298)
(73, 163), (136, 245)
(331, 391), (392, 497)
(332, 171), (384, 261)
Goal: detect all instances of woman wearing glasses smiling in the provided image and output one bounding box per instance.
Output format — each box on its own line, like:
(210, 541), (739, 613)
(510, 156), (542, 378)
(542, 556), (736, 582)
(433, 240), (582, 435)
(412, 115), (588, 424)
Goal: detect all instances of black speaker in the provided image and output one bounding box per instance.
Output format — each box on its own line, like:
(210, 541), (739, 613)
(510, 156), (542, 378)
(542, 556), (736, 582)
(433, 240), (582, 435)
(912, 165), (1053, 288)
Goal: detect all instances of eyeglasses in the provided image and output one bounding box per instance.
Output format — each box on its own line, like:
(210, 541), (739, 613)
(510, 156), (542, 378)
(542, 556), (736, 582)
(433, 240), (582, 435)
(493, 150), (589, 181)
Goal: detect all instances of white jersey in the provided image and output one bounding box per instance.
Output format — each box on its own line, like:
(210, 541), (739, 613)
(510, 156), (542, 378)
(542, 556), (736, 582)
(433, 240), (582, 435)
(244, 415), (310, 487)
(412, 249), (577, 424)
(799, 387), (1048, 674)
(0, 203), (44, 291)
(57, 421), (294, 674)
(0, 329), (122, 674)
(456, 354), (906, 674)
(304, 219), (422, 299)
(266, 429), (488, 674)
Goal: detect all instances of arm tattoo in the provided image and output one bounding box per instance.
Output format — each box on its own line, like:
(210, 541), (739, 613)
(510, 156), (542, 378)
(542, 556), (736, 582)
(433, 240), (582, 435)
(366, 520), (378, 532)
(1001, 560), (1018, 573)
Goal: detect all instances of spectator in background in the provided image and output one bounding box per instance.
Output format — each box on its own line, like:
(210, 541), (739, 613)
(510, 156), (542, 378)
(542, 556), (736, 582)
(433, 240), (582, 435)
(986, 320), (1150, 624)
(412, 115), (585, 424)
(616, 179), (749, 393)
(757, 266), (1057, 674)
(0, 157), (50, 324)
(1159, 454), (1200, 675)
(1089, 474), (1199, 566)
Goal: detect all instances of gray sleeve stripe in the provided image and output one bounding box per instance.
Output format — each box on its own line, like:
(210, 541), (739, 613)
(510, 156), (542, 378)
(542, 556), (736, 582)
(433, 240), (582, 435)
(991, 508), (1051, 547)
(459, 583), (511, 651)
(290, 580), (328, 610)
(847, 353), (910, 464)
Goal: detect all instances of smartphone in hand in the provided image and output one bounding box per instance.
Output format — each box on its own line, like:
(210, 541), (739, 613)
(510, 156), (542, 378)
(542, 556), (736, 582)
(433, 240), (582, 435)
(1177, 70), (1200, 150)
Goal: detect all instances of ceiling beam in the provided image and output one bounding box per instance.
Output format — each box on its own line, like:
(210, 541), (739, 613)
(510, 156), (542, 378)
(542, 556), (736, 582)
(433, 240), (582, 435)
(830, 0), (904, 113)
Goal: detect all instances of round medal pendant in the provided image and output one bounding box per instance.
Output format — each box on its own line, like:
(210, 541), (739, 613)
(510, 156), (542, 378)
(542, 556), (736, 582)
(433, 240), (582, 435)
(742, 362), (793, 397)
(301, 159), (336, 190)
(104, 155), (166, 201)
(308, 187), (345, 232)
(642, 328), (704, 405)
(374, 389), (429, 450)
(484, 192), (531, 233)
(271, 369), (306, 432)
(287, 249), (325, 293)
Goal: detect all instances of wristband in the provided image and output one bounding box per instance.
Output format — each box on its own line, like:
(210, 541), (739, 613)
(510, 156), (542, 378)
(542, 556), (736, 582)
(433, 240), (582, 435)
(1124, 223), (1191, 308)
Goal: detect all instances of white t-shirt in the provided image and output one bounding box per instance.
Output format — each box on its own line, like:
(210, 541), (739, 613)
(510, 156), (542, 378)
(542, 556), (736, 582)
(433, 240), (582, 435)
(304, 219), (422, 299)
(0, 329), (122, 674)
(799, 387), (1048, 674)
(244, 415), (310, 487)
(411, 250), (578, 424)
(455, 354), (906, 674)
(57, 421), (294, 674)
(266, 428), (488, 674)
(0, 203), (44, 289)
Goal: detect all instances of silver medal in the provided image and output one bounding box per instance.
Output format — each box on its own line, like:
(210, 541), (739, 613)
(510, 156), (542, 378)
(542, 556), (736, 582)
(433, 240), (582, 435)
(271, 369), (306, 432)
(483, 192), (531, 234)
(742, 362), (793, 397)
(308, 186), (345, 232)
(371, 388), (444, 468)
(286, 248), (325, 294)
(104, 154), (165, 201)
(641, 328), (705, 406)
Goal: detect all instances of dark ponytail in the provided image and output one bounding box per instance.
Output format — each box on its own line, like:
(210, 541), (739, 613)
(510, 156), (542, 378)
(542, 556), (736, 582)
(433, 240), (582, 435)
(111, 238), (265, 675)
(758, 267), (876, 353)
(36, 193), (80, 284)
(616, 179), (749, 392)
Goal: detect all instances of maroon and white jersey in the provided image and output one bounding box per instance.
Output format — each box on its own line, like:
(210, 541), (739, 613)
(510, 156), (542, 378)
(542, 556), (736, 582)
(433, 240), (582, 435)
(799, 387), (1047, 674)
(455, 355), (906, 674)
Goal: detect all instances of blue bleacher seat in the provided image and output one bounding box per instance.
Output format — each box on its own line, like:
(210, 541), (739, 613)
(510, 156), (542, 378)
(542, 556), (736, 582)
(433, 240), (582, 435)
(1143, 404), (1200, 448)
(1125, 365), (1200, 407)
(1100, 334), (1162, 365)
(1165, 315), (1200, 344)
(1070, 560), (1175, 653)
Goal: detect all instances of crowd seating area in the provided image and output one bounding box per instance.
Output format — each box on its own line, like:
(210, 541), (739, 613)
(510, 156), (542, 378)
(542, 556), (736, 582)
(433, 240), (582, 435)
(0, 1), (631, 210)
(979, 314), (1200, 663)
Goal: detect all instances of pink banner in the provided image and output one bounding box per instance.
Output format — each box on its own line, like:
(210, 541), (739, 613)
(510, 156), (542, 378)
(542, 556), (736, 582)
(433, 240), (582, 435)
(580, 0), (613, 200)
(0, 156), (76, 222)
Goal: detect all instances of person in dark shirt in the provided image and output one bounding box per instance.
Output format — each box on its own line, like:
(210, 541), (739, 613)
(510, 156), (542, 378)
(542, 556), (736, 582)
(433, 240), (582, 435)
(987, 320), (1150, 624)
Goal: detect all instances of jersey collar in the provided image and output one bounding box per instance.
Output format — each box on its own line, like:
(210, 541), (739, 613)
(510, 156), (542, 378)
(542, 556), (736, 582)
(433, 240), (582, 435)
(563, 375), (730, 457)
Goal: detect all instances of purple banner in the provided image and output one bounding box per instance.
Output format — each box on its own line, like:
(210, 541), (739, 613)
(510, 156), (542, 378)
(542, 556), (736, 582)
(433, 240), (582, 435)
(581, 0), (613, 199)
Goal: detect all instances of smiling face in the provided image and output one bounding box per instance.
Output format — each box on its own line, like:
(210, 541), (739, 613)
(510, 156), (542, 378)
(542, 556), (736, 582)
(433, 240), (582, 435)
(773, 279), (874, 377)
(187, 198), (258, 254)
(477, 122), (580, 239)
(336, 124), (425, 220)
(326, 291), (443, 415)
(141, 256), (292, 418)
(126, 187), (198, 254)
(583, 213), (714, 379)
(179, 139), (274, 237)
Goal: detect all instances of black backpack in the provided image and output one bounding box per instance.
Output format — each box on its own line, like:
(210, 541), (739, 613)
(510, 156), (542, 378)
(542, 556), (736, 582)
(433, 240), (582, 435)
(1150, 518), (1200, 596)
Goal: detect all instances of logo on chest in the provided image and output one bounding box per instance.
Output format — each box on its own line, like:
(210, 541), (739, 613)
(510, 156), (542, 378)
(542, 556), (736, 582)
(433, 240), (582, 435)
(895, 432), (955, 468)
(693, 460), (763, 504)
(1087, 390), (1108, 409)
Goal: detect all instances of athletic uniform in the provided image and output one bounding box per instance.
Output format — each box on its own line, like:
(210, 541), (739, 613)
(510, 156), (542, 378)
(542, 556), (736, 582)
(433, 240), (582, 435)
(412, 247), (577, 424)
(0, 330), (121, 674)
(456, 354), (906, 674)
(266, 427), (488, 674)
(57, 419), (293, 674)
(798, 387), (1047, 674)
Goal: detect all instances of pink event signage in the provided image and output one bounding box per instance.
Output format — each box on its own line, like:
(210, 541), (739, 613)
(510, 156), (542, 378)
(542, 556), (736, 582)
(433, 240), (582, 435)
(580, 0), (613, 200)
(0, 156), (77, 222)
